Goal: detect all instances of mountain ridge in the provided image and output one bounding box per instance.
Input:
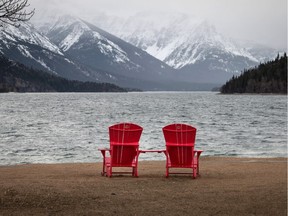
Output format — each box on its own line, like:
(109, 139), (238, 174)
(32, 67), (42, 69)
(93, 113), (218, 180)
(1, 16), (184, 90)
(0, 12), (281, 91)
(84, 12), (280, 83)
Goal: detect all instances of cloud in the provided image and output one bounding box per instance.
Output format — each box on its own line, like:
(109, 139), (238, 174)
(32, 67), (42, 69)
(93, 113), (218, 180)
(29, 0), (287, 50)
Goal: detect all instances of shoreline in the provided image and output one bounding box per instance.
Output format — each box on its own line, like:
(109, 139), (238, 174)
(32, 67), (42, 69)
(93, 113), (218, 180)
(0, 157), (287, 215)
(1, 156), (287, 167)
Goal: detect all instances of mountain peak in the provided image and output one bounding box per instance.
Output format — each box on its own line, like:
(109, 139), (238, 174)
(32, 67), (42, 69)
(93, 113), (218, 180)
(47, 15), (91, 52)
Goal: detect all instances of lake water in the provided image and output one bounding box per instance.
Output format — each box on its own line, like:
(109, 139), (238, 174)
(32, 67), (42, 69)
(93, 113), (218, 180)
(0, 92), (287, 165)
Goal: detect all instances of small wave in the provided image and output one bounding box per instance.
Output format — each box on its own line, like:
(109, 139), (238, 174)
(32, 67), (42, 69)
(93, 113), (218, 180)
(13, 148), (37, 153)
(250, 121), (260, 125)
(63, 153), (76, 158)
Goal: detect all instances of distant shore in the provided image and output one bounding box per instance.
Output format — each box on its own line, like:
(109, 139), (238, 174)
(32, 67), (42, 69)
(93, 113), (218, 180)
(0, 157), (287, 215)
(217, 92), (287, 95)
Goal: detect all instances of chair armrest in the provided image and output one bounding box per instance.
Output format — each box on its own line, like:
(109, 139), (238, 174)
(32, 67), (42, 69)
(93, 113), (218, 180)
(194, 150), (203, 159)
(98, 148), (110, 158)
(98, 148), (110, 151)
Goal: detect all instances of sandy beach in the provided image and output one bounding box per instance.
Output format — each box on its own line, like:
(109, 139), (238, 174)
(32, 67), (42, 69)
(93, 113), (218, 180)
(0, 157), (287, 216)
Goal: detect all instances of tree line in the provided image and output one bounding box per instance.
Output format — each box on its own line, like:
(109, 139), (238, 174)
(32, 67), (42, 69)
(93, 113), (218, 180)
(0, 55), (128, 93)
(221, 53), (287, 94)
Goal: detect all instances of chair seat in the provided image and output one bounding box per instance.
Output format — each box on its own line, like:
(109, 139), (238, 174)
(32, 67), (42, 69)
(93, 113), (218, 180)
(105, 156), (137, 167)
(167, 156), (198, 168)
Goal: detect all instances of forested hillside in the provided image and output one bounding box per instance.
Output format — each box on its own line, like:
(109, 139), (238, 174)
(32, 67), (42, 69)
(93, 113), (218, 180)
(221, 54), (287, 94)
(0, 55), (127, 93)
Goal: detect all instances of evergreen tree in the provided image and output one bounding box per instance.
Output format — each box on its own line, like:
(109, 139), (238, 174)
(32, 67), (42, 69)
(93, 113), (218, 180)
(221, 54), (287, 94)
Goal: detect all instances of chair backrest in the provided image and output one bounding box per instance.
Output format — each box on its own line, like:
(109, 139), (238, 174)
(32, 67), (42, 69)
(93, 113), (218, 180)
(109, 123), (143, 166)
(162, 123), (197, 166)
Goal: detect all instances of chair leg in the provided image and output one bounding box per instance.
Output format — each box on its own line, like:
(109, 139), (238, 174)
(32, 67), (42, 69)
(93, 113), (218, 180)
(133, 167), (138, 177)
(106, 166), (112, 177)
(101, 164), (106, 176)
(192, 168), (197, 179)
(104, 164), (108, 177)
(109, 167), (112, 177)
(166, 168), (169, 178)
(101, 158), (106, 176)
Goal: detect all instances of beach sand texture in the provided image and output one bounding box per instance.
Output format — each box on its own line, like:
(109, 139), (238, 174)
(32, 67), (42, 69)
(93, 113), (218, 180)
(0, 157), (287, 216)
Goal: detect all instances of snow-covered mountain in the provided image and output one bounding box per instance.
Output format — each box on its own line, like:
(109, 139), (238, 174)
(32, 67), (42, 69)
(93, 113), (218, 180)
(41, 15), (179, 88)
(2, 12), (279, 90)
(87, 12), (279, 83)
(3, 16), (207, 90)
(0, 22), (120, 83)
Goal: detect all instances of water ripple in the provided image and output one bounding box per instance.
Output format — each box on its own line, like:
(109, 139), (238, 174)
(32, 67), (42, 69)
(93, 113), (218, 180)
(0, 92), (287, 165)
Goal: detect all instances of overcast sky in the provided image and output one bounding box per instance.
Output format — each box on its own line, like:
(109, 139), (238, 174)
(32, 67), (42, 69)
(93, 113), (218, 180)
(29, 0), (287, 50)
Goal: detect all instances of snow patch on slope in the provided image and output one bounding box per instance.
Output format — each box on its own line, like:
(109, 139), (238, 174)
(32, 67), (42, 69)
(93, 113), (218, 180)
(60, 24), (85, 51)
(16, 44), (57, 74)
(17, 45), (34, 59)
(97, 39), (129, 63)
(2, 23), (63, 56)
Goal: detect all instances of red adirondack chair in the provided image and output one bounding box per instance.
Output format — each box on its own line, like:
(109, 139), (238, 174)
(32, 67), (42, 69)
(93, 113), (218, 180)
(162, 123), (203, 178)
(99, 123), (143, 177)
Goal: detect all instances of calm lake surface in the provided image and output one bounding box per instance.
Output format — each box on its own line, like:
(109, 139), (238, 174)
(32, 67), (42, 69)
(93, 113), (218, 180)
(0, 92), (287, 165)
